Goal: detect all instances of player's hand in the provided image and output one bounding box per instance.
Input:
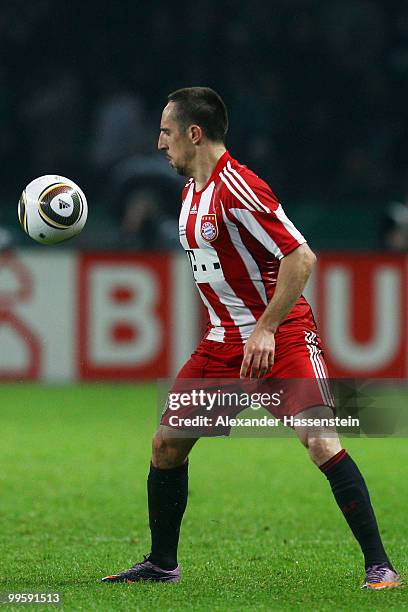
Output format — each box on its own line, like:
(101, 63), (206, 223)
(240, 326), (275, 379)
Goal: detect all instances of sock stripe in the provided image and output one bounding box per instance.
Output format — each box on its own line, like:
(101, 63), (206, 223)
(319, 449), (347, 473)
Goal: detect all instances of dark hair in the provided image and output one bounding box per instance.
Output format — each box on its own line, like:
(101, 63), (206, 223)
(167, 87), (228, 143)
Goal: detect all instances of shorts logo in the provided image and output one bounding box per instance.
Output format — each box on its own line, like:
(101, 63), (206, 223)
(200, 214), (218, 242)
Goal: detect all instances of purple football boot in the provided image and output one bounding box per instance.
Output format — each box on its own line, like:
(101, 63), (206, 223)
(102, 555), (180, 583)
(362, 563), (402, 590)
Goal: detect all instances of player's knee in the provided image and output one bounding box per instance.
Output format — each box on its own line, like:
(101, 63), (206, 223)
(307, 436), (341, 466)
(151, 431), (186, 469)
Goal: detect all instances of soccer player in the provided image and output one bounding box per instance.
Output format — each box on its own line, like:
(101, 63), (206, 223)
(102, 87), (401, 589)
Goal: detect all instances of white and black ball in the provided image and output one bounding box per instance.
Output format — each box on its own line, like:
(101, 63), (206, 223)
(18, 175), (88, 244)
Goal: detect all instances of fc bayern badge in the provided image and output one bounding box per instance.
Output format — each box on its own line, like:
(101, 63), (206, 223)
(200, 214), (218, 242)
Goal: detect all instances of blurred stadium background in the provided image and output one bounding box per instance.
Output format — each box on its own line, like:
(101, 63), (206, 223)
(1, 2), (408, 609)
(1, 0), (408, 381)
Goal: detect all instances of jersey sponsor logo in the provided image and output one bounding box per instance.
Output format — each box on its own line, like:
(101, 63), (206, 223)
(185, 248), (224, 283)
(190, 203), (198, 215)
(200, 214), (218, 242)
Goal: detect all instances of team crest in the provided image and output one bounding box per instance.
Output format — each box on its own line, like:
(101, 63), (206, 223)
(200, 214), (218, 242)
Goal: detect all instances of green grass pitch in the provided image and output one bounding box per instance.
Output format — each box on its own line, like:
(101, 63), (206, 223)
(0, 383), (407, 611)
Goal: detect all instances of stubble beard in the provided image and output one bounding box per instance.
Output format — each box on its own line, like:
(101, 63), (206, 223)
(174, 164), (189, 177)
(170, 158), (192, 177)
(173, 147), (195, 178)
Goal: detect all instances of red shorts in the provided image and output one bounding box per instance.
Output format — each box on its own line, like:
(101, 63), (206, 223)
(161, 321), (334, 432)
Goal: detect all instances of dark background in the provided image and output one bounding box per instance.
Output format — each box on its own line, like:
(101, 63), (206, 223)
(2, 0), (408, 249)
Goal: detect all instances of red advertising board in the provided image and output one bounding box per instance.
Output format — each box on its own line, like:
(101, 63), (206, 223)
(316, 254), (408, 378)
(78, 252), (172, 379)
(0, 253), (41, 380)
(0, 251), (407, 381)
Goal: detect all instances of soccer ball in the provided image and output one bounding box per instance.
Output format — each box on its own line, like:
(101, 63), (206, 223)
(18, 175), (88, 245)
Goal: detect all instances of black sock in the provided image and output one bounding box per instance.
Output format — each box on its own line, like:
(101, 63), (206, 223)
(320, 450), (390, 568)
(147, 461), (188, 570)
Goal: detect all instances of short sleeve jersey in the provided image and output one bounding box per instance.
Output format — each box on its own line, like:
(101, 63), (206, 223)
(179, 151), (308, 343)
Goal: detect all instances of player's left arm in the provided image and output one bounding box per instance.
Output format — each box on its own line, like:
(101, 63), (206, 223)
(223, 170), (315, 378)
(240, 243), (316, 378)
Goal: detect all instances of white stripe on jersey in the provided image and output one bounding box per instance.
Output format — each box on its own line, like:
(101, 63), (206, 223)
(274, 204), (306, 245)
(194, 182), (215, 247)
(219, 172), (256, 211)
(179, 183), (194, 250)
(226, 161), (271, 213)
(222, 167), (265, 213)
(197, 285), (225, 342)
(220, 203), (268, 305)
(229, 208), (284, 259)
(209, 279), (257, 343)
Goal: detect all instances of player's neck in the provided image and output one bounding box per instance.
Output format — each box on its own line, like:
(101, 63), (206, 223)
(192, 144), (227, 192)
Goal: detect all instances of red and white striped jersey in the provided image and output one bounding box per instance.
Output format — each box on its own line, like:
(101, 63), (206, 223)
(179, 151), (310, 343)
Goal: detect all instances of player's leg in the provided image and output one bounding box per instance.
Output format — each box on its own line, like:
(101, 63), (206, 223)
(102, 426), (197, 583)
(144, 339), (244, 574)
(272, 322), (400, 588)
(102, 340), (213, 584)
(292, 404), (341, 466)
(148, 426), (198, 569)
(294, 404), (401, 589)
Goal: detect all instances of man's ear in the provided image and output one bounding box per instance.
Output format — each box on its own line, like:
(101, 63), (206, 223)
(189, 124), (202, 144)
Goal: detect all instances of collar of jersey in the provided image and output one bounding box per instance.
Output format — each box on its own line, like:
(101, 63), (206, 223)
(193, 150), (232, 194)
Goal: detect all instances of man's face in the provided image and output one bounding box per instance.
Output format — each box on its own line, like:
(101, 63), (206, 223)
(158, 102), (195, 177)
